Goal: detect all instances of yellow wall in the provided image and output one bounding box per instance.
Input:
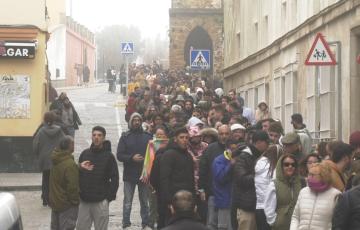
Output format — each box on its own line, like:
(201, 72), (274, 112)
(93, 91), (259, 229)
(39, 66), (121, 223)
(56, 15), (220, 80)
(0, 32), (47, 137)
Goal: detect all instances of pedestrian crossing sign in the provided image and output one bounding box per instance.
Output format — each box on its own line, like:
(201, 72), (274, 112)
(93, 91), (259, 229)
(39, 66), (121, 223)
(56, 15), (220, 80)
(190, 50), (211, 70)
(121, 42), (134, 54)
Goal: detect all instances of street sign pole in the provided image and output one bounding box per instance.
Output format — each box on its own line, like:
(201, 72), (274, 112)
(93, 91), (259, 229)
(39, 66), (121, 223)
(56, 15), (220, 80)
(125, 55), (129, 97)
(121, 42), (134, 98)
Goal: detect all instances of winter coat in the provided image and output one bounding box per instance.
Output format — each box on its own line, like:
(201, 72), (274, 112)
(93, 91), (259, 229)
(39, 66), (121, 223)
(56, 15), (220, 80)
(159, 141), (195, 204)
(187, 142), (208, 191)
(255, 156), (275, 210)
(49, 148), (79, 212)
(264, 156), (304, 230)
(290, 187), (340, 230)
(322, 160), (346, 192)
(199, 142), (225, 197)
(162, 212), (209, 230)
(79, 141), (119, 202)
(150, 148), (167, 192)
(33, 124), (65, 171)
(116, 113), (153, 182)
(332, 185), (360, 230)
(212, 152), (232, 209)
(294, 127), (313, 156)
(232, 145), (261, 211)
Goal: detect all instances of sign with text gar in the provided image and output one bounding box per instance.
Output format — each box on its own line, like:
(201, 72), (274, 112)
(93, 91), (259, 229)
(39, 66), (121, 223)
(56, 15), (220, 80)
(190, 50), (211, 70)
(0, 41), (36, 59)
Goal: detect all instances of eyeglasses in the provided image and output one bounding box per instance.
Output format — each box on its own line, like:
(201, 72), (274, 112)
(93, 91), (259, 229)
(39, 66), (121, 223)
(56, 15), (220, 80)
(283, 162), (296, 168)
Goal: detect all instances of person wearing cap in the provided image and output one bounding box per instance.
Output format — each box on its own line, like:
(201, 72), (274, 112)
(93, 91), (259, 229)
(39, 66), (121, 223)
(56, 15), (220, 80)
(117, 113), (153, 230)
(175, 94), (185, 108)
(281, 132), (304, 161)
(255, 101), (271, 123)
(187, 125), (208, 223)
(77, 126), (119, 230)
(231, 123), (246, 143)
(232, 131), (270, 230)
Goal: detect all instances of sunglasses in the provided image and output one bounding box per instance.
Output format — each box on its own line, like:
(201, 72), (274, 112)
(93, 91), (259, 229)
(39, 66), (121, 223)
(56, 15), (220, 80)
(283, 162), (296, 168)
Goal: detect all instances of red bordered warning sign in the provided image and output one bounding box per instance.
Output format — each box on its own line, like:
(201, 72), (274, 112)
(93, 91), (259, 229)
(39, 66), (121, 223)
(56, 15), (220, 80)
(305, 33), (336, 65)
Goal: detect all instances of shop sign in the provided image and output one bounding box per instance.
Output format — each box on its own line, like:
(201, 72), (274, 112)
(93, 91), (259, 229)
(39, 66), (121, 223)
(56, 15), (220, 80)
(0, 41), (36, 59)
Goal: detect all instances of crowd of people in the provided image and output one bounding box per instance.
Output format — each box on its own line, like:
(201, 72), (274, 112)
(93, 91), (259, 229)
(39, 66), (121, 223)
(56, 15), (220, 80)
(33, 64), (360, 230)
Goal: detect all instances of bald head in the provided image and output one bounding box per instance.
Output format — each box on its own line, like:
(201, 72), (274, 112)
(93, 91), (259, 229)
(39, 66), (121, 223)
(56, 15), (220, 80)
(171, 190), (195, 214)
(218, 125), (231, 144)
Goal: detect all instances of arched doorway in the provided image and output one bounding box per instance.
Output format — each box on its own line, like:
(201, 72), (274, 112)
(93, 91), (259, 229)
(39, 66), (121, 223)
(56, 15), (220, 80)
(184, 26), (213, 74)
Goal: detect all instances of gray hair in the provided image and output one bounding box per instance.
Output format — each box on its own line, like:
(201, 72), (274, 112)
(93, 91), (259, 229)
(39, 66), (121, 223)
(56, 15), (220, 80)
(59, 136), (74, 151)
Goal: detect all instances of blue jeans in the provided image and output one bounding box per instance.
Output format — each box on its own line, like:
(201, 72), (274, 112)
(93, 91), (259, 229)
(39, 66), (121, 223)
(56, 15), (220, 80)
(122, 181), (149, 228)
(207, 196), (217, 230)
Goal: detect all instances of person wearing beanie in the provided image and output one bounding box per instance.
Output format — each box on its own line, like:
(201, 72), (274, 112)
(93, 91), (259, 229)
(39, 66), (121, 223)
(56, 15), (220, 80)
(117, 113), (153, 229)
(231, 123), (246, 143)
(77, 126), (119, 230)
(290, 163), (341, 230)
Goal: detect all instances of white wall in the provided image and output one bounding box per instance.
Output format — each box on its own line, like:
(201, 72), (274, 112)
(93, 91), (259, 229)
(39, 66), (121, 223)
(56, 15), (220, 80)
(0, 0), (47, 30)
(47, 26), (66, 81)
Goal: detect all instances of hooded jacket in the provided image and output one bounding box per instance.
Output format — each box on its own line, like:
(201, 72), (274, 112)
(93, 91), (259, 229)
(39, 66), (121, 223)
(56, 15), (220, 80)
(49, 148), (79, 212)
(33, 124), (66, 171)
(117, 113), (153, 182)
(159, 141), (195, 204)
(264, 156), (304, 230)
(212, 151), (232, 209)
(79, 140), (119, 202)
(294, 126), (313, 155)
(232, 145), (261, 211)
(322, 160), (346, 192)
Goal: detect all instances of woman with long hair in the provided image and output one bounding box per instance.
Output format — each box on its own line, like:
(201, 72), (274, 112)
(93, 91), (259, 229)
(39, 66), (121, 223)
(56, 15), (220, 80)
(255, 145), (283, 230)
(264, 154), (305, 230)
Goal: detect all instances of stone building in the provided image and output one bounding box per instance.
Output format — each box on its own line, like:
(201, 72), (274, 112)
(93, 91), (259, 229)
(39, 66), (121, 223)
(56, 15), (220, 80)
(169, 0), (223, 77)
(223, 0), (360, 141)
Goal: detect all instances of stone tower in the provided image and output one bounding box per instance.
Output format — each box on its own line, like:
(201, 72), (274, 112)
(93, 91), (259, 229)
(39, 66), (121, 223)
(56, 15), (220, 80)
(169, 0), (223, 76)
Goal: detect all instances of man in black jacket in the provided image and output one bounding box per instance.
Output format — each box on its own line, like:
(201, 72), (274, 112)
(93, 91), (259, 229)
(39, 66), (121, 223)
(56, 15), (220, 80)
(76, 126), (119, 230)
(162, 190), (209, 230)
(198, 125), (231, 228)
(232, 131), (269, 230)
(117, 113), (153, 229)
(160, 127), (195, 224)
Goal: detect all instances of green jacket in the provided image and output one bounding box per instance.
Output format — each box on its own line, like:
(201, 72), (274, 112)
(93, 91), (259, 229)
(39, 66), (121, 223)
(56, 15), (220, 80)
(272, 156), (303, 230)
(49, 148), (79, 212)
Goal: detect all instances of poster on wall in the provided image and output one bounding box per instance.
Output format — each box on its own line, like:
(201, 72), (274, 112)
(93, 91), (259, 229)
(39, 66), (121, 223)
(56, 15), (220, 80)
(0, 75), (31, 119)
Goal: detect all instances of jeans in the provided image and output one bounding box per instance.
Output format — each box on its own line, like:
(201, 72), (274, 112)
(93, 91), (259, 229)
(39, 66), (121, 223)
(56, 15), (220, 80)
(51, 206), (78, 230)
(148, 189), (158, 228)
(218, 208), (232, 230)
(207, 196), (217, 230)
(122, 181), (150, 228)
(42, 170), (50, 205)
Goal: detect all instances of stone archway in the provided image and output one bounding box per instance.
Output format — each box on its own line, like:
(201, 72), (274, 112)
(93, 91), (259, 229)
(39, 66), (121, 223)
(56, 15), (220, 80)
(184, 26), (213, 73)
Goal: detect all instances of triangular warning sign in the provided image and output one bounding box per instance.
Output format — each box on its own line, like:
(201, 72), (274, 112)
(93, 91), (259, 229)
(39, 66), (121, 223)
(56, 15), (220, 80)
(123, 43), (133, 52)
(305, 33), (336, 65)
(191, 51), (209, 68)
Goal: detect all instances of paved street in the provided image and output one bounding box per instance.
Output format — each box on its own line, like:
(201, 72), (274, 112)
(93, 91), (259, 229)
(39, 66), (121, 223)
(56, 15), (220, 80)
(12, 84), (145, 230)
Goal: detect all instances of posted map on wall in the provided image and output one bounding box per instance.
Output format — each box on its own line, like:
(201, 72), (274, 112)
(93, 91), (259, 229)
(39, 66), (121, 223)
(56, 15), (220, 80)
(0, 75), (30, 119)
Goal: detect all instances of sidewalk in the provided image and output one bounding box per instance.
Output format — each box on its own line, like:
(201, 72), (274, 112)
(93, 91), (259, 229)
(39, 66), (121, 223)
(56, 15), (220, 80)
(0, 173), (41, 191)
(55, 83), (106, 91)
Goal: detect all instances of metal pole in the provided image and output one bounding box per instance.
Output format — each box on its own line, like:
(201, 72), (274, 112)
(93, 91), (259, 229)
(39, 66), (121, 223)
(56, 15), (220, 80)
(125, 55), (129, 97)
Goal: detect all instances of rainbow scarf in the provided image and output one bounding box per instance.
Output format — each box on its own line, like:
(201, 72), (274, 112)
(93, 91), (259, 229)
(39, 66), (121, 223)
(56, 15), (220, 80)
(140, 138), (169, 183)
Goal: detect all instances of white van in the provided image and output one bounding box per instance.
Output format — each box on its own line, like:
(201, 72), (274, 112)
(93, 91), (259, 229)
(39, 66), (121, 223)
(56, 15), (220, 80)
(0, 193), (23, 230)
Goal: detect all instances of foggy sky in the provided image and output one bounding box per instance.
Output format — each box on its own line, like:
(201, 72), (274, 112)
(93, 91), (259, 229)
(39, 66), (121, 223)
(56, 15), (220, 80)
(68, 0), (171, 39)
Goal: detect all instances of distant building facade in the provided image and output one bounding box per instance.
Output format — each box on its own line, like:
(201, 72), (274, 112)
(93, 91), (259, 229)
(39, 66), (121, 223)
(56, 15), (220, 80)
(169, 0), (223, 78)
(223, 0), (360, 141)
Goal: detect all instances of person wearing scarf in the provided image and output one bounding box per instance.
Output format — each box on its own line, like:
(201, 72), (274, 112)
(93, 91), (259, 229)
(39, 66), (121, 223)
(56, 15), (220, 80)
(290, 163), (341, 230)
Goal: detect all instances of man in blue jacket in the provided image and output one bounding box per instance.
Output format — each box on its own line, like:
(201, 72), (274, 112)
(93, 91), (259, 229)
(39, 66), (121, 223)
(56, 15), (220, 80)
(117, 113), (153, 230)
(211, 139), (238, 230)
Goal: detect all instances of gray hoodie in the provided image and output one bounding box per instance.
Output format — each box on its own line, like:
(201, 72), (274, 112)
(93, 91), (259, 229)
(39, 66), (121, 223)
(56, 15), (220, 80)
(33, 124), (65, 171)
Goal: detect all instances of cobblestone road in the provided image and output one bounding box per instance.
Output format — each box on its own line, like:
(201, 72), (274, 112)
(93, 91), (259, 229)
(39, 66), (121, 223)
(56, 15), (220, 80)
(12, 85), (145, 230)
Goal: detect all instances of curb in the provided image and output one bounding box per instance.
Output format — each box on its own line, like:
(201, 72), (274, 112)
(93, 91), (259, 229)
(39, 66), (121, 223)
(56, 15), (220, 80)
(56, 83), (105, 91)
(0, 185), (41, 191)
